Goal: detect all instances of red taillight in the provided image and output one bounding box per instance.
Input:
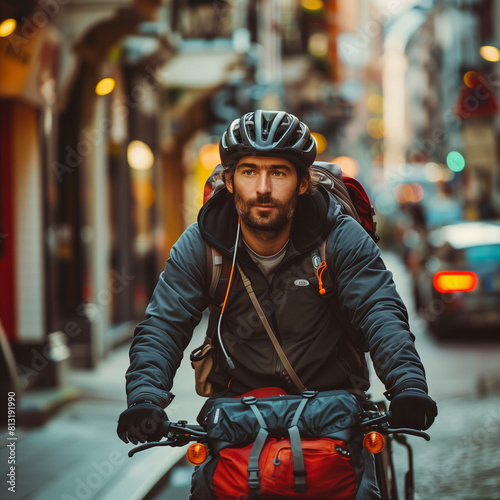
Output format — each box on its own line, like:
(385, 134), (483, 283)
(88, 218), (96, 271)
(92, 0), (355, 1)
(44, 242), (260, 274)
(433, 271), (478, 293)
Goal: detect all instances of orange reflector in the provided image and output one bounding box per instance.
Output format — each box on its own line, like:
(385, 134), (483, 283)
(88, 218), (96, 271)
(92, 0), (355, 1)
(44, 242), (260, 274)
(363, 432), (385, 454)
(186, 443), (209, 465)
(433, 271), (478, 293)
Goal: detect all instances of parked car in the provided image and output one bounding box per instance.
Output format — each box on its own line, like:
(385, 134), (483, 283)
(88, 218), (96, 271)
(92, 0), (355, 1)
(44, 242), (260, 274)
(413, 220), (500, 337)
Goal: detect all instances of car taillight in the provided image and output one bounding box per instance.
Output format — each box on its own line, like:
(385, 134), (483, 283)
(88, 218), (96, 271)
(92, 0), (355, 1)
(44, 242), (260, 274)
(433, 271), (478, 293)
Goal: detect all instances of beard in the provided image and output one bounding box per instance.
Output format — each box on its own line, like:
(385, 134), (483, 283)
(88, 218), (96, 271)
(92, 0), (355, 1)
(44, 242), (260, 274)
(233, 190), (299, 234)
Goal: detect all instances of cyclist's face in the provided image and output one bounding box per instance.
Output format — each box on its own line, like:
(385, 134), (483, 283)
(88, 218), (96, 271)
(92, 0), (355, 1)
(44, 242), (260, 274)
(226, 156), (308, 233)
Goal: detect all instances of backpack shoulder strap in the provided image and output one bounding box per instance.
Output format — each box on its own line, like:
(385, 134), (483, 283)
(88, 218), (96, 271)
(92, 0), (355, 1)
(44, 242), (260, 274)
(206, 243), (223, 300)
(206, 243), (233, 305)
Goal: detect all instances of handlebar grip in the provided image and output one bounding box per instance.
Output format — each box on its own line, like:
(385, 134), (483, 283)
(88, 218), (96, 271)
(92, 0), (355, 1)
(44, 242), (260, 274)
(161, 420), (172, 436)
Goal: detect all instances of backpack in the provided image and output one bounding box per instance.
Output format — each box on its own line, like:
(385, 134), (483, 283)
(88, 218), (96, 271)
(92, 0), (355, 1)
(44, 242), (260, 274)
(203, 161), (379, 304)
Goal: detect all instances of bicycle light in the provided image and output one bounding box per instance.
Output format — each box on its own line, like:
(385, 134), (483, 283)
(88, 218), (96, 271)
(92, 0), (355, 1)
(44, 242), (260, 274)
(363, 431), (385, 454)
(186, 443), (209, 465)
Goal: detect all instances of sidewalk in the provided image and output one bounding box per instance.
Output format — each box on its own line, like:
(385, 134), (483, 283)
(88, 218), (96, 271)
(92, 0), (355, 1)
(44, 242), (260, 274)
(0, 316), (209, 500)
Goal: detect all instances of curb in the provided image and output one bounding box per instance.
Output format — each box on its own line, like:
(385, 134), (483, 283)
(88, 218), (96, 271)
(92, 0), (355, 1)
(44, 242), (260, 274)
(17, 386), (81, 427)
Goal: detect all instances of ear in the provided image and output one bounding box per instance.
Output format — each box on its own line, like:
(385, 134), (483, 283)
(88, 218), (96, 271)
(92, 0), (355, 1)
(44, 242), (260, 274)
(225, 172), (234, 194)
(298, 177), (308, 196)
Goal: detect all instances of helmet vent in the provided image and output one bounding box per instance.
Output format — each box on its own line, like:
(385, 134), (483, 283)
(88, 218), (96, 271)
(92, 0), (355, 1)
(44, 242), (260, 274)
(220, 110), (317, 170)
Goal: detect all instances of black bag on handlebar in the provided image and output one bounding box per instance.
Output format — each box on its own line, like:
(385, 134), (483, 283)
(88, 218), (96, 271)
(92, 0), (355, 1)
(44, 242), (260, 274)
(196, 388), (365, 500)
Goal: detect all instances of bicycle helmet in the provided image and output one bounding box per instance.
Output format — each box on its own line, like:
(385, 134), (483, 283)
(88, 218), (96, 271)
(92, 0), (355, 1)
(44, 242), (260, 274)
(219, 110), (317, 171)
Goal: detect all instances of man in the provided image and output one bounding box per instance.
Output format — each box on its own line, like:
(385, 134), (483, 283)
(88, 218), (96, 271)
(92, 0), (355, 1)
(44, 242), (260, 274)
(117, 110), (437, 498)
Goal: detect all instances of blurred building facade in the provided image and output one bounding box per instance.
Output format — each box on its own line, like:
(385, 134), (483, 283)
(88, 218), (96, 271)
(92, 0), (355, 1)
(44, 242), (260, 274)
(0, 0), (499, 402)
(383, 0), (500, 226)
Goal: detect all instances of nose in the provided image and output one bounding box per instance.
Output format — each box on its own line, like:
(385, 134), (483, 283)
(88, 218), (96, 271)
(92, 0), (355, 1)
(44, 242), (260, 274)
(256, 172), (271, 195)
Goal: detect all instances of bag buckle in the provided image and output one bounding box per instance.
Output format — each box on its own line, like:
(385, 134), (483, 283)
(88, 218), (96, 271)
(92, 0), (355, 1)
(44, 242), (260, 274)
(242, 396), (258, 405)
(247, 467), (260, 489)
(301, 390), (318, 398)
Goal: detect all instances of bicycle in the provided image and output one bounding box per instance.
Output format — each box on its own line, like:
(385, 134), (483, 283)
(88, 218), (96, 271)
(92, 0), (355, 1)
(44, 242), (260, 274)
(128, 402), (430, 500)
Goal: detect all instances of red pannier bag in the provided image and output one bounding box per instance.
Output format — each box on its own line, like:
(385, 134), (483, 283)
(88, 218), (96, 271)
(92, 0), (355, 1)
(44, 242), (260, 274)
(198, 388), (364, 499)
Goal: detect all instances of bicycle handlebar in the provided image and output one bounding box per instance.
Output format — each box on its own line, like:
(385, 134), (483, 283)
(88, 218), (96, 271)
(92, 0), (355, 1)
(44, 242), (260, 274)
(128, 409), (430, 457)
(128, 421), (208, 458)
(360, 410), (430, 441)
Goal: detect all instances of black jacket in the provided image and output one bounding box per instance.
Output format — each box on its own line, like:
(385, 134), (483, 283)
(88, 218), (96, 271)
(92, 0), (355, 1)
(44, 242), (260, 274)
(125, 186), (428, 407)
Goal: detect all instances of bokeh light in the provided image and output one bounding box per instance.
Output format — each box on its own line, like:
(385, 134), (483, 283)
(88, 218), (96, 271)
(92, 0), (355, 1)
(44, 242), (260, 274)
(301, 0), (324, 10)
(127, 141), (154, 170)
(199, 143), (221, 170)
(311, 132), (327, 154)
(446, 151), (465, 172)
(394, 183), (424, 203)
(463, 71), (479, 88)
(332, 156), (360, 177)
(0, 19), (16, 37)
(367, 94), (384, 114)
(366, 118), (384, 139)
(308, 32), (328, 58)
(95, 78), (116, 96)
(479, 45), (500, 62)
(424, 162), (445, 182)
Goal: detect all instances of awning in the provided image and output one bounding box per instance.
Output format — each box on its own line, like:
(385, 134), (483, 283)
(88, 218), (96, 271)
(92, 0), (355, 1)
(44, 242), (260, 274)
(157, 50), (243, 89)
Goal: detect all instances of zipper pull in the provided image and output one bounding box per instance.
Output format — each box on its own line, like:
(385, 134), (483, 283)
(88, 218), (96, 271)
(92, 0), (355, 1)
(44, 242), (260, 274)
(316, 261), (327, 295)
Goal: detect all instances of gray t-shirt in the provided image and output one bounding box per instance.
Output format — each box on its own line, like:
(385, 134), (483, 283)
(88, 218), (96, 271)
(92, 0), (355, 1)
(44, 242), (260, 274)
(243, 240), (289, 282)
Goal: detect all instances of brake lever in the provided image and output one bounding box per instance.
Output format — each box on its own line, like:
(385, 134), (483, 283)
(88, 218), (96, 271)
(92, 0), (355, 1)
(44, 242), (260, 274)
(386, 427), (430, 441)
(128, 439), (177, 458)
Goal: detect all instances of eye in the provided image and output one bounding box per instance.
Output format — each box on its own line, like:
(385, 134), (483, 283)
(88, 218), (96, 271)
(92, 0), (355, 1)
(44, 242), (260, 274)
(242, 169), (256, 176)
(272, 170), (286, 177)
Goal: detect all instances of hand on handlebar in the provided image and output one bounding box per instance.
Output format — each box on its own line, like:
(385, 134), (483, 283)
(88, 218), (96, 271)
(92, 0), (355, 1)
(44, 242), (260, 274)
(389, 388), (437, 431)
(117, 402), (168, 445)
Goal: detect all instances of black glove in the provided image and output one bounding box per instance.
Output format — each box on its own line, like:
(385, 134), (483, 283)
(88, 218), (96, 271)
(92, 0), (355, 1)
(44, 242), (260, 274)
(117, 402), (167, 444)
(389, 387), (437, 430)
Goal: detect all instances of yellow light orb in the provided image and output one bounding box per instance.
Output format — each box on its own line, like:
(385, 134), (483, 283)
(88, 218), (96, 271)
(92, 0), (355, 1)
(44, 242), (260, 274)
(0, 19), (17, 37)
(301, 0), (324, 11)
(480, 45), (500, 62)
(95, 78), (116, 96)
(311, 132), (327, 154)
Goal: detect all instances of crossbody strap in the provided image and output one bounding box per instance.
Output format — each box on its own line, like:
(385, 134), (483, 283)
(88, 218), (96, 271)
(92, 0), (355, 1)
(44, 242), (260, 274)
(237, 263), (307, 394)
